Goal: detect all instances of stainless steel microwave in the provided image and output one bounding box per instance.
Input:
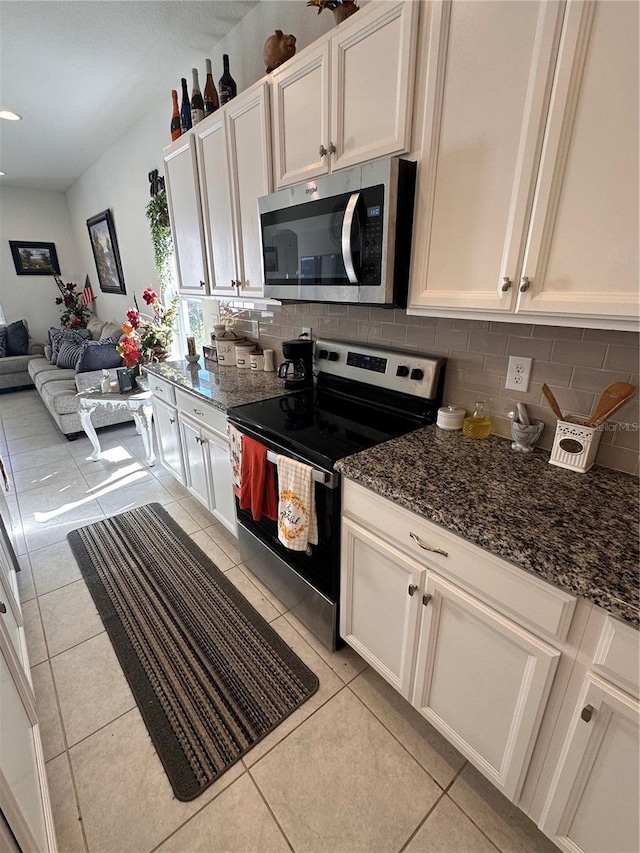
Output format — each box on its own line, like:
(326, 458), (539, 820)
(259, 157), (416, 307)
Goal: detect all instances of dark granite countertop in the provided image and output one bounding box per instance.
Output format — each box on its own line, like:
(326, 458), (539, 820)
(335, 428), (639, 626)
(144, 360), (287, 412)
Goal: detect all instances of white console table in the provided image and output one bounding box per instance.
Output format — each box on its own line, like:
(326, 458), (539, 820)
(77, 390), (156, 465)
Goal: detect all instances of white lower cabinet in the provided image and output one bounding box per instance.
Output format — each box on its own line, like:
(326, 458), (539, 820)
(152, 396), (184, 484)
(179, 414), (211, 509)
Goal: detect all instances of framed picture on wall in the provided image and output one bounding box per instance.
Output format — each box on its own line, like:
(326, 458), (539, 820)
(9, 240), (60, 275)
(86, 208), (126, 294)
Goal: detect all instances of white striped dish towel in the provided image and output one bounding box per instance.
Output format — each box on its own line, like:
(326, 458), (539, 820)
(276, 456), (318, 551)
(226, 423), (243, 498)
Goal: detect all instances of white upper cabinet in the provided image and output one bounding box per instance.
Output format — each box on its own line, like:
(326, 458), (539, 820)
(408, 0), (639, 329)
(163, 135), (209, 296)
(197, 81), (272, 299)
(271, 1), (419, 188)
(518, 0), (639, 320)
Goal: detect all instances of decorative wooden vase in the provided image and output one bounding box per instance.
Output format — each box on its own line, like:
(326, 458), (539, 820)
(333, 1), (358, 23)
(153, 346), (169, 362)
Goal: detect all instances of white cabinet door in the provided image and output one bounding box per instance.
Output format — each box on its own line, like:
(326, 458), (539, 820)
(408, 0), (564, 313)
(412, 572), (560, 801)
(226, 82), (273, 299)
(152, 397), (184, 484)
(0, 633), (55, 852)
(271, 42), (331, 188)
(340, 518), (423, 699)
(163, 134), (209, 296)
(518, 0), (639, 321)
(202, 426), (237, 537)
(331, 0), (418, 172)
(197, 114), (238, 297)
(539, 673), (639, 853)
(179, 416), (209, 508)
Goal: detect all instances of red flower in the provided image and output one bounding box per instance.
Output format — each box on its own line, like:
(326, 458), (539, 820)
(64, 294), (74, 306)
(55, 297), (63, 305)
(118, 336), (142, 368)
(126, 309), (140, 329)
(66, 282), (76, 291)
(142, 287), (158, 305)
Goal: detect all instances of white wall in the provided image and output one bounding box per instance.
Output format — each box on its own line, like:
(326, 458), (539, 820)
(0, 186), (82, 342)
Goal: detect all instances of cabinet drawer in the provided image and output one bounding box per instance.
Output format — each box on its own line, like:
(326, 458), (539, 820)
(592, 615), (639, 698)
(175, 389), (227, 438)
(148, 375), (176, 406)
(343, 479), (575, 642)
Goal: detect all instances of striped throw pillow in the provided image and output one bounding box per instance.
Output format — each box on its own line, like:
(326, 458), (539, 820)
(55, 340), (83, 370)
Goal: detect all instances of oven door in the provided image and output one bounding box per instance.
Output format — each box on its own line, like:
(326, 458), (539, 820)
(229, 420), (342, 651)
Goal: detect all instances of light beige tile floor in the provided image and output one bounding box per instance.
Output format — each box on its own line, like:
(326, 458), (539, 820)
(0, 389), (559, 853)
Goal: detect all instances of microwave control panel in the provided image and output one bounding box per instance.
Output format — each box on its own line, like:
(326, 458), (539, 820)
(360, 185), (384, 284)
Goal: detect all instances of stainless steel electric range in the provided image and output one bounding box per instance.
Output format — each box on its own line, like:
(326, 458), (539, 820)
(227, 340), (446, 650)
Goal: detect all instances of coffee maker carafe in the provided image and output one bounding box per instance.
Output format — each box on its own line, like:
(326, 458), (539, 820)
(277, 338), (314, 390)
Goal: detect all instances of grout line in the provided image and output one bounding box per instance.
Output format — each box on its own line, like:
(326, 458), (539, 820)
(246, 768), (296, 853)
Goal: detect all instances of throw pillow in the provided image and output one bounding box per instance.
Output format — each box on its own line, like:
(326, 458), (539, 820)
(55, 339), (83, 370)
(100, 321), (123, 341)
(48, 328), (92, 364)
(0, 327), (7, 358)
(75, 337), (123, 373)
(87, 315), (107, 340)
(5, 320), (29, 356)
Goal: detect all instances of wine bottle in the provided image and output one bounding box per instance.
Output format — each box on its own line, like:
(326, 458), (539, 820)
(180, 77), (192, 133)
(203, 58), (219, 116)
(218, 54), (237, 106)
(190, 68), (204, 126)
(170, 90), (181, 141)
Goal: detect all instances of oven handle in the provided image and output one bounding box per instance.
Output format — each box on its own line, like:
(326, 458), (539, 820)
(228, 418), (339, 489)
(342, 191), (361, 285)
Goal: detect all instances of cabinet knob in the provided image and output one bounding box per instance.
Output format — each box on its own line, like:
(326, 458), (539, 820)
(0, 601), (6, 614)
(408, 583), (418, 597)
(319, 144), (327, 157)
(581, 704), (594, 722)
(194, 410), (204, 416)
(520, 276), (531, 293)
(169, 417), (175, 424)
(422, 593), (432, 607)
(409, 532), (448, 557)
(328, 141), (336, 155)
(231, 279), (237, 288)
(199, 280), (205, 288)
(501, 276), (512, 292)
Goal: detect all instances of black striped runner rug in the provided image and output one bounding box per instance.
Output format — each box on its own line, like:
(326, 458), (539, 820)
(67, 503), (318, 801)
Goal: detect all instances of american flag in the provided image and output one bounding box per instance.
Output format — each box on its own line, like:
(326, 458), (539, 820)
(81, 276), (95, 309)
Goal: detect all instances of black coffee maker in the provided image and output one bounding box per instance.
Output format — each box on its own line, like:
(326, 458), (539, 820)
(277, 338), (314, 390)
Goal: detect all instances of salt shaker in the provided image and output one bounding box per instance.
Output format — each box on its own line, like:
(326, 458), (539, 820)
(263, 349), (275, 372)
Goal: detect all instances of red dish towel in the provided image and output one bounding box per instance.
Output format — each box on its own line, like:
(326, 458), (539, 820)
(239, 436), (277, 522)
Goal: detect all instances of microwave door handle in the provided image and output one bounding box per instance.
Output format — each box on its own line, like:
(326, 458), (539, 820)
(342, 192), (361, 285)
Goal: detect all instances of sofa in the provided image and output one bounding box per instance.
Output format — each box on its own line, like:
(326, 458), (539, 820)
(0, 319), (46, 391)
(25, 315), (135, 439)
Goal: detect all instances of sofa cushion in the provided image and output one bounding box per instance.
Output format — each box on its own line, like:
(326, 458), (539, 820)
(48, 327), (92, 364)
(0, 327), (7, 358)
(3, 320), (29, 356)
(56, 340), (83, 370)
(0, 354), (34, 375)
(39, 379), (84, 415)
(76, 338), (123, 373)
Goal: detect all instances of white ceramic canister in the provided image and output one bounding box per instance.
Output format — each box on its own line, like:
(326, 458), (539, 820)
(436, 405), (466, 430)
(250, 351), (264, 371)
(216, 334), (244, 366)
(235, 342), (254, 369)
(263, 349), (275, 372)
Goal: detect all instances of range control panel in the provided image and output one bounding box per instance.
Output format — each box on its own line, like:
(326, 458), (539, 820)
(315, 339), (445, 401)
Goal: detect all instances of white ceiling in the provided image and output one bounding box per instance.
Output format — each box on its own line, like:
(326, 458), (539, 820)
(0, 0), (258, 192)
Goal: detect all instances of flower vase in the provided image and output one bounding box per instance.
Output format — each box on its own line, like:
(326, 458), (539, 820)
(333, 2), (358, 24)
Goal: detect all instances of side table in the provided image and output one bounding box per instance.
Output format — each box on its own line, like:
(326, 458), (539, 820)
(77, 390), (156, 465)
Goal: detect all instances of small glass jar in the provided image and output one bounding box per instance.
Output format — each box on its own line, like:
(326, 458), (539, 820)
(462, 401), (493, 439)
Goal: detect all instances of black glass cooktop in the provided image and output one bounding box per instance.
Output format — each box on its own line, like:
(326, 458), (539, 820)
(227, 385), (428, 471)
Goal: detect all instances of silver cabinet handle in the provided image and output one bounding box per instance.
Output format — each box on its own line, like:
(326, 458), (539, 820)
(581, 704), (594, 722)
(520, 276), (531, 293)
(319, 144), (327, 157)
(328, 141), (336, 155)
(422, 593), (432, 607)
(501, 276), (512, 292)
(408, 584), (418, 597)
(409, 532), (448, 557)
(341, 192), (361, 285)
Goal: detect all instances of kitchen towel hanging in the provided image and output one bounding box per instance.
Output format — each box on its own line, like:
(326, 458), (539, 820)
(276, 456), (318, 551)
(239, 436), (277, 522)
(227, 423), (243, 498)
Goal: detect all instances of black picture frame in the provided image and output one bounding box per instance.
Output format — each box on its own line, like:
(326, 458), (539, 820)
(9, 240), (60, 275)
(86, 209), (126, 294)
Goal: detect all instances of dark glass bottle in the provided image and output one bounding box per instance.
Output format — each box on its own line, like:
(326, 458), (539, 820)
(203, 58), (219, 116)
(170, 89), (181, 141)
(218, 54), (237, 106)
(190, 68), (204, 126)
(180, 77), (192, 133)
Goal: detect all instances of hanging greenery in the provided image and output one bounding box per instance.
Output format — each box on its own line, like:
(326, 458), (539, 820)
(145, 189), (174, 292)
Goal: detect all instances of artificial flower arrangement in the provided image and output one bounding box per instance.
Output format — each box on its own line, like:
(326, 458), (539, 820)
(53, 275), (89, 329)
(117, 287), (180, 368)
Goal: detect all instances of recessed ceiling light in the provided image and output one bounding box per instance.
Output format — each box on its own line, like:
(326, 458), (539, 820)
(0, 111), (21, 121)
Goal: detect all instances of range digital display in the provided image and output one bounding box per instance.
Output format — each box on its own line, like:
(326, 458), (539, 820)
(346, 351), (387, 373)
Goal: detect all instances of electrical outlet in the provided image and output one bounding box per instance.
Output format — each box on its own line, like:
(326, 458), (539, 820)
(301, 326), (312, 340)
(505, 356), (533, 392)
